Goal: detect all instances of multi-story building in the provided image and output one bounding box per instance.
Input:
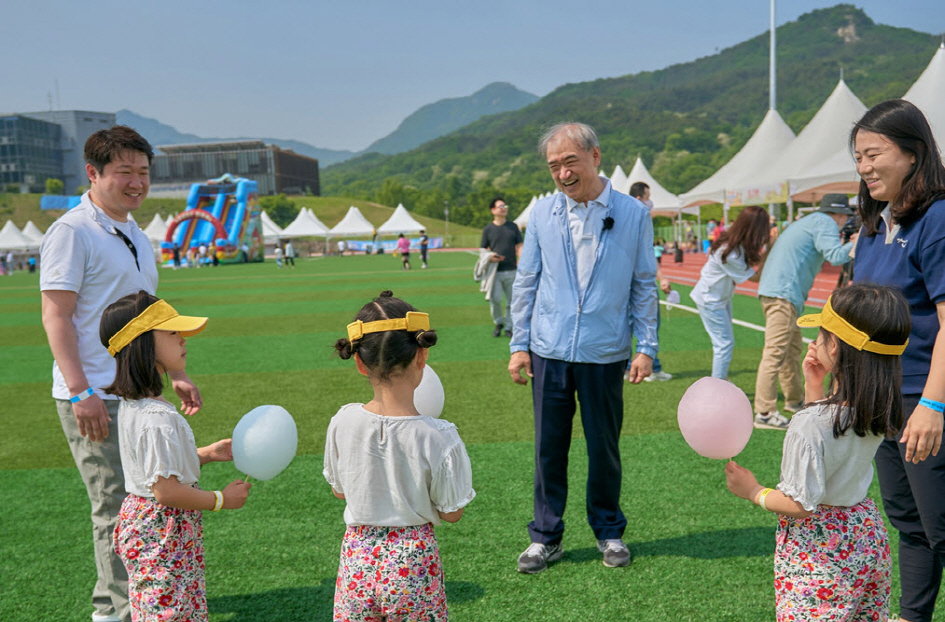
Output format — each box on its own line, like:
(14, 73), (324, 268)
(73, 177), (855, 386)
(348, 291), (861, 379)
(23, 110), (115, 193)
(0, 115), (63, 193)
(151, 141), (319, 197)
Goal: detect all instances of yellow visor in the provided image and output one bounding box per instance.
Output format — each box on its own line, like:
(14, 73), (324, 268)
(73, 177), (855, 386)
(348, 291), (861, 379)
(347, 311), (430, 342)
(797, 296), (907, 356)
(108, 300), (208, 356)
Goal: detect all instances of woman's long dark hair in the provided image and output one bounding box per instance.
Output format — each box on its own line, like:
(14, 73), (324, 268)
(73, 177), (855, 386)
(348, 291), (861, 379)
(822, 283), (910, 438)
(850, 99), (945, 235)
(334, 291), (437, 381)
(709, 205), (770, 265)
(99, 290), (165, 400)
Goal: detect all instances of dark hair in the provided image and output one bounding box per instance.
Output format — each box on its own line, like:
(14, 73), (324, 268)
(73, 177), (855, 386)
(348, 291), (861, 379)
(99, 290), (165, 399)
(84, 125), (154, 173)
(850, 100), (945, 235)
(334, 291), (437, 381)
(709, 205), (770, 265)
(489, 196), (506, 210)
(821, 283), (910, 438)
(629, 182), (649, 199)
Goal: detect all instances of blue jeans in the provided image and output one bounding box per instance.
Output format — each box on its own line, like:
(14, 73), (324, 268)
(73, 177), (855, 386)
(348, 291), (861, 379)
(696, 301), (734, 379)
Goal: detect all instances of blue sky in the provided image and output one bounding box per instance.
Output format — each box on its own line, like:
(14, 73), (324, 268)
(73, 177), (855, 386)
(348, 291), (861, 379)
(3, 1), (943, 151)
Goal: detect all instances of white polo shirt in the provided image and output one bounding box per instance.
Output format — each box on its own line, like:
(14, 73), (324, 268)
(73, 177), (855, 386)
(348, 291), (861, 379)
(40, 192), (159, 400)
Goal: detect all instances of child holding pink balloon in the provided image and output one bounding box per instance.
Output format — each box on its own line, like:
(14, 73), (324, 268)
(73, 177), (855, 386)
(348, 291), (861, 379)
(690, 205), (770, 379)
(324, 290), (475, 621)
(725, 283), (910, 620)
(100, 291), (252, 622)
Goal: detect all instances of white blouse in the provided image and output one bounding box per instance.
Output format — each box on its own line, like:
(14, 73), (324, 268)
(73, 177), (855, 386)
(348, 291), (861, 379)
(690, 245), (755, 307)
(777, 403), (883, 511)
(118, 397), (201, 498)
(323, 403), (476, 527)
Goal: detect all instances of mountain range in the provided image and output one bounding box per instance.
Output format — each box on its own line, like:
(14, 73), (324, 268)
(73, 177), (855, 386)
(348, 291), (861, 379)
(116, 82), (538, 166)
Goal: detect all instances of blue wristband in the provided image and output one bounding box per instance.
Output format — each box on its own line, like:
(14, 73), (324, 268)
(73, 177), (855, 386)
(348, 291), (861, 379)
(69, 388), (94, 403)
(919, 397), (945, 413)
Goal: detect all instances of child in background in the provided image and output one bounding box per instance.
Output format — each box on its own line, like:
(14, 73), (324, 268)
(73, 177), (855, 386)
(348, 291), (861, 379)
(397, 233), (411, 269)
(725, 283), (909, 621)
(324, 291), (475, 621)
(690, 205), (770, 380)
(100, 290), (252, 621)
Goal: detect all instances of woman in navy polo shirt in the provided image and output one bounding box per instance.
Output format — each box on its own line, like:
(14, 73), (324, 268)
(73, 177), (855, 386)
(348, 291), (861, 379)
(851, 99), (945, 622)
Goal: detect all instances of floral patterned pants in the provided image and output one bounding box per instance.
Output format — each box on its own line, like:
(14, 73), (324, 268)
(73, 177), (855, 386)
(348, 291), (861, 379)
(334, 523), (447, 621)
(775, 498), (891, 621)
(115, 495), (207, 622)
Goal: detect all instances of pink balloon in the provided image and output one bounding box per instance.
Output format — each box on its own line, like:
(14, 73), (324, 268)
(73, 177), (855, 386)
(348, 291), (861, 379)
(677, 377), (753, 459)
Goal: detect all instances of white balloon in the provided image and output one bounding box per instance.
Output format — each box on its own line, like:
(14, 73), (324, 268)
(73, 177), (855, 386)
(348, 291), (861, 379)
(414, 365), (445, 418)
(232, 405), (298, 480)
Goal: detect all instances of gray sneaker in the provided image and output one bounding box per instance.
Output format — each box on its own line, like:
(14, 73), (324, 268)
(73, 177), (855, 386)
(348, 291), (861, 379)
(754, 411), (790, 430)
(597, 539), (631, 567)
(784, 402), (805, 413)
(517, 542), (564, 574)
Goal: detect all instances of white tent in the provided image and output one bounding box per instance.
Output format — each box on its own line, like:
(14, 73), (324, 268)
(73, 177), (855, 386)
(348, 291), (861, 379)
(143, 213), (168, 244)
(626, 158), (695, 214)
(329, 206), (375, 237)
(680, 109), (796, 208)
(281, 207), (330, 237)
(789, 146), (860, 203)
(609, 165), (629, 195)
(514, 196), (537, 228)
(904, 43), (945, 156)
(163, 214), (174, 228)
(378, 204), (425, 235)
(21, 221), (46, 246)
(728, 79), (866, 206)
(0, 221), (36, 250)
(259, 209), (285, 242)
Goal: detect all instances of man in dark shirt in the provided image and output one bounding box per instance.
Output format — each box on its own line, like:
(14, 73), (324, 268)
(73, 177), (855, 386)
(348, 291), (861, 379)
(419, 229), (429, 269)
(481, 197), (523, 337)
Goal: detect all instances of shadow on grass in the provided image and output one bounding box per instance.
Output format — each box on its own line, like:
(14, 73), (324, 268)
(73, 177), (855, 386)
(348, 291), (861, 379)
(207, 577), (484, 619)
(558, 526), (775, 566)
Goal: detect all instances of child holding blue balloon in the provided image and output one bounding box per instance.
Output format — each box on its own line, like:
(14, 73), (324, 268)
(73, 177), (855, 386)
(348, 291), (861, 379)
(725, 283), (909, 621)
(100, 290), (252, 622)
(325, 290), (475, 621)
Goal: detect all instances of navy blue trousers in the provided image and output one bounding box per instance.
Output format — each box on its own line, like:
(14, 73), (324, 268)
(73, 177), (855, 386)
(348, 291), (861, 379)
(528, 353), (628, 545)
(876, 394), (945, 622)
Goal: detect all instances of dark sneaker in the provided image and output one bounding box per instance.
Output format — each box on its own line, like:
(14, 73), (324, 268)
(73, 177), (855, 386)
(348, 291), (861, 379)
(517, 542), (564, 574)
(597, 539), (631, 568)
(504, 328), (513, 338)
(753, 411), (790, 430)
(493, 324), (503, 337)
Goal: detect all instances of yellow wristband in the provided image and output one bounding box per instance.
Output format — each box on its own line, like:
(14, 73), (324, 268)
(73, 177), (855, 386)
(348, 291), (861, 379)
(758, 488), (773, 511)
(211, 490), (224, 512)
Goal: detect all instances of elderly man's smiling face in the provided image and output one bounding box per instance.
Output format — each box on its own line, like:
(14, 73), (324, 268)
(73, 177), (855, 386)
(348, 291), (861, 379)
(545, 134), (602, 204)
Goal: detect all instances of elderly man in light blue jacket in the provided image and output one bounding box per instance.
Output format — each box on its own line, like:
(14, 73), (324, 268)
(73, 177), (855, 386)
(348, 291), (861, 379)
(509, 122), (659, 574)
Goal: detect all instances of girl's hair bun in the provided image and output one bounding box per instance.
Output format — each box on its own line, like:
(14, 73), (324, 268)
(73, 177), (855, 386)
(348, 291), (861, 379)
(334, 337), (355, 360)
(416, 330), (438, 348)
(379, 290), (394, 298)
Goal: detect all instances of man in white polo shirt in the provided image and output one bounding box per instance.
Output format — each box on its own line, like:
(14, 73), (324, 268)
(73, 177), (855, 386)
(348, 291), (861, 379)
(40, 126), (202, 622)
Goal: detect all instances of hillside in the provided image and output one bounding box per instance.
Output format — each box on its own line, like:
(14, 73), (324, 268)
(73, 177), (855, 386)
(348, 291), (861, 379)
(322, 5), (939, 226)
(365, 82), (539, 155)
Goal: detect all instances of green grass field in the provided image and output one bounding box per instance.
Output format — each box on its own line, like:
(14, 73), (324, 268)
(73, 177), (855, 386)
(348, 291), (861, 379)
(1, 252), (938, 621)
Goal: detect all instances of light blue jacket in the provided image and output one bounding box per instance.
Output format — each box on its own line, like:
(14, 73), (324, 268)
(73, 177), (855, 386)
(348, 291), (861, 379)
(757, 211), (853, 315)
(510, 188), (659, 363)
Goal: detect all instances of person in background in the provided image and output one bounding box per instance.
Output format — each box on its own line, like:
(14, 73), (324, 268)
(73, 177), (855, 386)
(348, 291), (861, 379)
(419, 229), (429, 269)
(480, 197), (522, 337)
(753, 194), (856, 430)
(284, 240), (295, 267)
(850, 99), (945, 622)
(396, 233), (411, 270)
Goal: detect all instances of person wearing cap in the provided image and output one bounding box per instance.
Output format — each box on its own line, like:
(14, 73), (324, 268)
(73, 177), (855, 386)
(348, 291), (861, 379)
(850, 99), (945, 622)
(753, 193), (856, 430)
(509, 122), (658, 573)
(39, 126), (202, 622)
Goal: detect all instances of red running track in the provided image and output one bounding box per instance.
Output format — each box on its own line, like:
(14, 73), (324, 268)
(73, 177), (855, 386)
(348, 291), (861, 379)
(659, 252), (842, 309)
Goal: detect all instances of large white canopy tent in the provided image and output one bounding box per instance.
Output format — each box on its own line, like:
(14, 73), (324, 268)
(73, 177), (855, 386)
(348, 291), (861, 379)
(609, 164), (629, 195)
(514, 196), (537, 228)
(281, 207), (330, 237)
(330, 206), (375, 237)
(20, 221), (46, 246)
(259, 209), (285, 242)
(727, 79), (866, 216)
(0, 220), (37, 251)
(143, 213), (168, 244)
(625, 158), (699, 242)
(679, 109), (796, 223)
(377, 204), (425, 235)
(904, 43), (945, 155)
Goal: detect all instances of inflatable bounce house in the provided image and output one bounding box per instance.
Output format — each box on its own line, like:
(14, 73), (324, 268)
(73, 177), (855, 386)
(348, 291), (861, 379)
(161, 174), (263, 265)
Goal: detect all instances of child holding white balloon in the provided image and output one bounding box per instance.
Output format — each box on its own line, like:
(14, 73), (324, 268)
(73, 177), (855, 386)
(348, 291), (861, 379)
(324, 290), (475, 621)
(725, 283), (910, 621)
(99, 290), (252, 622)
